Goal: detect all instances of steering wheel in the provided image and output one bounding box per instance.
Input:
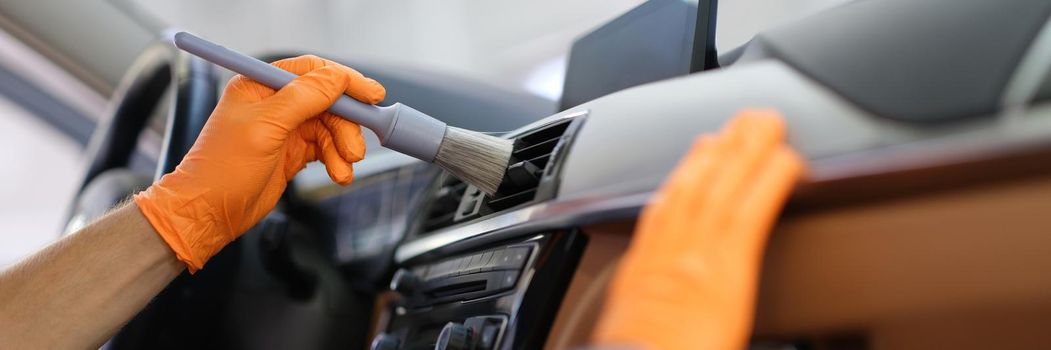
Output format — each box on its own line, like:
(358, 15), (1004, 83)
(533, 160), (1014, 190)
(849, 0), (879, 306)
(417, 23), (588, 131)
(67, 41), (216, 232)
(66, 40), (373, 350)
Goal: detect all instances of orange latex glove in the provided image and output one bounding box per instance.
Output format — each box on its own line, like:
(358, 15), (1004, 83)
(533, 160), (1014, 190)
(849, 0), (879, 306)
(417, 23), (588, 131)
(134, 55), (385, 272)
(592, 110), (805, 350)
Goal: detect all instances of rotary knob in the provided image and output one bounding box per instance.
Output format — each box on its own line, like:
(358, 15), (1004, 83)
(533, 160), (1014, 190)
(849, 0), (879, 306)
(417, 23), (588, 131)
(389, 268), (418, 294)
(370, 333), (399, 350)
(435, 322), (474, 350)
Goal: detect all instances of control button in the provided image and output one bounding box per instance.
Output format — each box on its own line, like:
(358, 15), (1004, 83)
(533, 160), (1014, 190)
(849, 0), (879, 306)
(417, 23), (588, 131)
(476, 251), (496, 272)
(465, 253), (485, 274)
(436, 259), (455, 279)
(412, 266), (427, 278)
(470, 253), (485, 267)
(454, 256), (472, 276)
(464, 316), (504, 350)
(441, 258), (459, 278)
(493, 247), (531, 270)
(423, 263), (435, 280)
(483, 249), (505, 271)
(508, 247), (529, 265)
(493, 249), (512, 269)
(498, 270), (520, 289)
(477, 324), (499, 350)
(436, 322), (473, 350)
(370, 333), (399, 350)
(424, 261), (442, 280)
(390, 268), (418, 294)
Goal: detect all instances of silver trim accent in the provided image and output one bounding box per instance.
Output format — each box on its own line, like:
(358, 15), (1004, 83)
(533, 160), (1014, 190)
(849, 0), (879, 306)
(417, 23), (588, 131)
(1001, 18), (1051, 116)
(501, 109), (589, 139)
(389, 268), (412, 292)
(395, 191), (651, 263)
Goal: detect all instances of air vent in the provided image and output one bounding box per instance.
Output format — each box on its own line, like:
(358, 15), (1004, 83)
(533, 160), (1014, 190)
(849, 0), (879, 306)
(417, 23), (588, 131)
(421, 174), (467, 232)
(418, 117), (581, 234)
(488, 120), (572, 210)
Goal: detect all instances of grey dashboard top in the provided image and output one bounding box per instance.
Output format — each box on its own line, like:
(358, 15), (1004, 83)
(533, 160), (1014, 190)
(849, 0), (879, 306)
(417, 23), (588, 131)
(556, 57), (1051, 201)
(558, 60), (895, 200)
(744, 0), (1051, 123)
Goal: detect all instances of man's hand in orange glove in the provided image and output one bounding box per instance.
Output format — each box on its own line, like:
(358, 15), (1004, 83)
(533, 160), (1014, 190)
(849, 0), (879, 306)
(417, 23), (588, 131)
(593, 110), (805, 350)
(0, 55), (384, 349)
(135, 55), (385, 272)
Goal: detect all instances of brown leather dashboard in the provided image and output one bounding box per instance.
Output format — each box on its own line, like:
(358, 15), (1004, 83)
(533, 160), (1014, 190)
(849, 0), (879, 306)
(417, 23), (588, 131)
(544, 172), (1051, 349)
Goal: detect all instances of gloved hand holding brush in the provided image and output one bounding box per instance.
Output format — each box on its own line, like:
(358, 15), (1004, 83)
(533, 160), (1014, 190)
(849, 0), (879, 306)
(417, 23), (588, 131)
(135, 55), (385, 272)
(592, 110), (805, 350)
(174, 32), (513, 195)
(0, 55), (387, 349)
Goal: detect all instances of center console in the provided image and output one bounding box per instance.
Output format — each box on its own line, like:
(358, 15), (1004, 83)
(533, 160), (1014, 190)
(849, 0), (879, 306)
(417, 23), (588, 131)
(368, 1), (719, 347)
(373, 232), (585, 350)
(370, 114), (589, 350)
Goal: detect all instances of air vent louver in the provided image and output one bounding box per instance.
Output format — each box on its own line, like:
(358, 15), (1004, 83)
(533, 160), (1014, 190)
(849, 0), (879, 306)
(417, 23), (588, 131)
(418, 118), (578, 234)
(421, 174), (467, 232)
(487, 120), (571, 210)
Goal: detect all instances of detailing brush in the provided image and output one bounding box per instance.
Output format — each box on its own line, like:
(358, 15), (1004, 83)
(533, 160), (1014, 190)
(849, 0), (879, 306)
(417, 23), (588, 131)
(173, 32), (512, 194)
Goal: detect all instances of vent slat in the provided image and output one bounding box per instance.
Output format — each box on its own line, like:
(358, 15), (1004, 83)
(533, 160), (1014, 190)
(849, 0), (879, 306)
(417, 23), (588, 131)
(518, 120), (571, 145)
(422, 174), (467, 232)
(513, 137), (560, 160)
(484, 121), (569, 210)
(488, 188), (537, 211)
(528, 154), (551, 170)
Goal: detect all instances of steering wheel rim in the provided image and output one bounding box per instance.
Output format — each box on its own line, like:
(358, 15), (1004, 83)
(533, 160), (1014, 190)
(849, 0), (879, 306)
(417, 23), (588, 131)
(65, 41), (217, 233)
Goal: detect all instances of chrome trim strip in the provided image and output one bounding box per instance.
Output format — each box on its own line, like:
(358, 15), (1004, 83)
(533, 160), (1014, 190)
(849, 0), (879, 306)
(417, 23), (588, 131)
(1001, 17), (1051, 115)
(395, 191), (651, 263)
(501, 109), (590, 139)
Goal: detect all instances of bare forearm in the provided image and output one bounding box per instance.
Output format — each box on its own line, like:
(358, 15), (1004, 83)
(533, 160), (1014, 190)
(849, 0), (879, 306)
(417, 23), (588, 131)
(0, 203), (184, 349)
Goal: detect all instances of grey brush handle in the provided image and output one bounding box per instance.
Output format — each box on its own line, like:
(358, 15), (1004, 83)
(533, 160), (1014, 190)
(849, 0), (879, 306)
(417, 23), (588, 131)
(173, 31), (446, 162)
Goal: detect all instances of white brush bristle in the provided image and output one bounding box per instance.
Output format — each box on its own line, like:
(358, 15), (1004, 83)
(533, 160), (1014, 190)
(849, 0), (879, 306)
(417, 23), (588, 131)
(434, 127), (513, 195)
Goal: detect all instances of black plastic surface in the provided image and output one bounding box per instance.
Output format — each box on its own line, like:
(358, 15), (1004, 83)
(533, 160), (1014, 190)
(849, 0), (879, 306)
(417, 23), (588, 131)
(690, 0), (720, 72)
(754, 0), (1051, 123)
(1037, 70), (1051, 104)
(560, 0), (699, 110)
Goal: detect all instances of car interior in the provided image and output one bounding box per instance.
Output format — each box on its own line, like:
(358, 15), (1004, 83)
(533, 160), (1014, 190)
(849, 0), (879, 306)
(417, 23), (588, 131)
(4, 0), (1051, 349)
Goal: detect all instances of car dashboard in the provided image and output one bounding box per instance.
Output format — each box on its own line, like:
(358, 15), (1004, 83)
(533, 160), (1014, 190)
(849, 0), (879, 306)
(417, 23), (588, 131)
(302, 0), (1051, 348)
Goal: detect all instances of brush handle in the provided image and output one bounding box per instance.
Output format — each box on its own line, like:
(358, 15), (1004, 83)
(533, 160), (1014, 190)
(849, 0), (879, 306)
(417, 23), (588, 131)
(173, 32), (446, 162)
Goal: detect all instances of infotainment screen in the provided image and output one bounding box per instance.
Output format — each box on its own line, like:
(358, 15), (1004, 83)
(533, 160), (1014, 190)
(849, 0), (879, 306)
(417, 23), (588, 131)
(560, 0), (718, 110)
(318, 164), (437, 262)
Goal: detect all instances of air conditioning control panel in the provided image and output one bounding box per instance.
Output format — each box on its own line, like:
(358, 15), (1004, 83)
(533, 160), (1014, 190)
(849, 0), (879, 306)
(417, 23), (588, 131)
(394, 245), (534, 307)
(375, 231), (586, 350)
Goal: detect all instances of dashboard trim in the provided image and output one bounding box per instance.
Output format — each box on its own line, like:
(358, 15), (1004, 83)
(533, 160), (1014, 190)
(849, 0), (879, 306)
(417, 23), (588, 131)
(396, 192), (649, 263)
